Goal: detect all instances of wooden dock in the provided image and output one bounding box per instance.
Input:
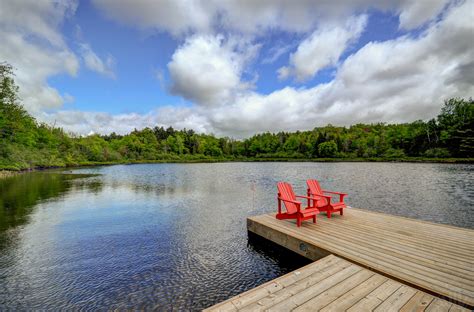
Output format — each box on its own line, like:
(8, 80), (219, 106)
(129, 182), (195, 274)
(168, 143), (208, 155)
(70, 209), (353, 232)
(205, 255), (470, 311)
(244, 208), (474, 308)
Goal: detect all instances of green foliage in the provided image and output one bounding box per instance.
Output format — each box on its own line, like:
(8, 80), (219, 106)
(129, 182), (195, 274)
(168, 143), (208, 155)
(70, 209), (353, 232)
(318, 141), (338, 158)
(383, 148), (406, 158)
(423, 148), (451, 158)
(437, 98), (474, 157)
(0, 62), (472, 170)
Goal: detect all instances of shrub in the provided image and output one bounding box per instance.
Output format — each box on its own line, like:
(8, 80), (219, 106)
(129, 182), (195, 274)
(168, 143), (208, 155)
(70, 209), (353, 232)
(424, 148), (451, 158)
(318, 141), (338, 158)
(383, 148), (406, 158)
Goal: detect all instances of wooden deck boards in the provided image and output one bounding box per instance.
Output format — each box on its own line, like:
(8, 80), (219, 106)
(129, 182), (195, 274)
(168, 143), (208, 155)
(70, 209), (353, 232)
(205, 255), (469, 312)
(246, 208), (474, 308)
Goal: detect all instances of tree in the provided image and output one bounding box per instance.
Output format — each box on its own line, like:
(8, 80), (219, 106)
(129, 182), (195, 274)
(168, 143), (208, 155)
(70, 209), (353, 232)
(437, 98), (474, 157)
(283, 135), (300, 153)
(318, 141), (338, 158)
(0, 62), (19, 105)
(201, 136), (223, 157)
(0, 63), (37, 145)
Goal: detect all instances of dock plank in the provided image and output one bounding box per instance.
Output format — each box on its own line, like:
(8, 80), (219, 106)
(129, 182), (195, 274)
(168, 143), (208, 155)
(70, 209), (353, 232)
(246, 208), (474, 307)
(319, 274), (388, 311)
(205, 255), (469, 312)
(347, 279), (402, 311)
(239, 257), (351, 311)
(373, 285), (417, 312)
(293, 269), (375, 311)
(400, 291), (435, 312)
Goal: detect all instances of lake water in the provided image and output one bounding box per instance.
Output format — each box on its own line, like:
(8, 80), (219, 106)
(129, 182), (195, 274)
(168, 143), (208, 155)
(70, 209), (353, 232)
(0, 162), (473, 310)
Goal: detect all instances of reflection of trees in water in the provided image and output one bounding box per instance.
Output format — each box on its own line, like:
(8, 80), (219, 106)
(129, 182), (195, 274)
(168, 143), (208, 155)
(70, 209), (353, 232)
(0, 173), (102, 232)
(104, 180), (182, 197)
(132, 183), (165, 194)
(72, 177), (104, 194)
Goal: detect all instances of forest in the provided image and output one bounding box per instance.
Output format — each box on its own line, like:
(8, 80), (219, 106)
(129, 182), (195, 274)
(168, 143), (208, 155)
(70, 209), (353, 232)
(1, 62), (473, 170)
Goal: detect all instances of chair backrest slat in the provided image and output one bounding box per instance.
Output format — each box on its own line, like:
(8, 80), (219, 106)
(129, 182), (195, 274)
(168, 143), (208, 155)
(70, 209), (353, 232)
(307, 179), (328, 206)
(277, 182), (298, 214)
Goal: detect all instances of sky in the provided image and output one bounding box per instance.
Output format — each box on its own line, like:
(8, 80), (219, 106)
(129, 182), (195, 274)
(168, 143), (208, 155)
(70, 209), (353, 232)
(0, 0), (473, 138)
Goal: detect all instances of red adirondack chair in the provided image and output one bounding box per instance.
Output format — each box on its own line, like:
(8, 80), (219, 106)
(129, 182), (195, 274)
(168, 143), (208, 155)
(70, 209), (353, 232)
(277, 182), (320, 227)
(306, 179), (348, 218)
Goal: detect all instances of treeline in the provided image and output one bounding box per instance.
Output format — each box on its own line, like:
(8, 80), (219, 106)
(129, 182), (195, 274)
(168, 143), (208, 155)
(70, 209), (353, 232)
(0, 62), (473, 170)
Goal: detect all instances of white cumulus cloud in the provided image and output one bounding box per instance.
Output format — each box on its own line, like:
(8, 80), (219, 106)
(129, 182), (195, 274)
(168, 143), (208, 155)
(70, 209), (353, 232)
(397, 0), (449, 30)
(91, 0), (451, 36)
(91, 0), (213, 36)
(168, 34), (259, 105)
(79, 43), (116, 79)
(39, 105), (211, 135)
(279, 15), (368, 81)
(0, 0), (79, 113)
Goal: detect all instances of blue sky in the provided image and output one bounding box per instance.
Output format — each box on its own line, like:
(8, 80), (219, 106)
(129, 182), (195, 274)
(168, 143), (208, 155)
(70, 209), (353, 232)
(50, 0), (180, 114)
(0, 0), (472, 137)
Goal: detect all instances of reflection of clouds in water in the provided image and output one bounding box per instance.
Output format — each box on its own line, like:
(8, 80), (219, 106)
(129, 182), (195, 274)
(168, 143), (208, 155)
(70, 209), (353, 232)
(0, 173), (102, 239)
(0, 175), (105, 309)
(1, 181), (176, 308)
(0, 201), (68, 308)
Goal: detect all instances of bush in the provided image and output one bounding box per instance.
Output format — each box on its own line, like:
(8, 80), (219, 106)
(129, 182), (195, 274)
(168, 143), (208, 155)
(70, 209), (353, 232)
(383, 148), (406, 158)
(424, 148), (451, 158)
(318, 141), (338, 158)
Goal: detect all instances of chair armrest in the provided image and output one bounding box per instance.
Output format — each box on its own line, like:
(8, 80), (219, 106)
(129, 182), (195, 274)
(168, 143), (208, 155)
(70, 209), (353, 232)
(308, 193), (332, 200)
(323, 190), (347, 203)
(323, 190), (347, 196)
(278, 197), (302, 205)
(295, 195), (316, 200)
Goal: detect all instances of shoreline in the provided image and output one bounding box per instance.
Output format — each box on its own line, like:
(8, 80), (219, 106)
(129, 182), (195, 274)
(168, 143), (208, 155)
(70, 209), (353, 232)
(1, 157), (472, 177)
(0, 170), (22, 179)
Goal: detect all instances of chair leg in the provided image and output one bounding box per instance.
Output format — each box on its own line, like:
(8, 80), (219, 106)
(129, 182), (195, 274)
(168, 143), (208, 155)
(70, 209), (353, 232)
(297, 218), (302, 227)
(340, 209), (344, 216)
(312, 215), (316, 223)
(327, 211), (331, 218)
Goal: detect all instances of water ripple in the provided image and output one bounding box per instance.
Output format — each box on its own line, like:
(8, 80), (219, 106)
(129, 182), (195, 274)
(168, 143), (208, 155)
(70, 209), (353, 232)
(0, 163), (472, 310)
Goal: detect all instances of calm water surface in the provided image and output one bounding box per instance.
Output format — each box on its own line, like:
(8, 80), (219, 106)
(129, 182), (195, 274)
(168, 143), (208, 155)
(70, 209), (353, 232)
(0, 163), (473, 310)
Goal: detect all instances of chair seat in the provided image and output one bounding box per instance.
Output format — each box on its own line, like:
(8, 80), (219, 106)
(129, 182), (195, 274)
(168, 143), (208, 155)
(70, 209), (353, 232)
(316, 201), (345, 209)
(301, 207), (319, 217)
(331, 202), (346, 209)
